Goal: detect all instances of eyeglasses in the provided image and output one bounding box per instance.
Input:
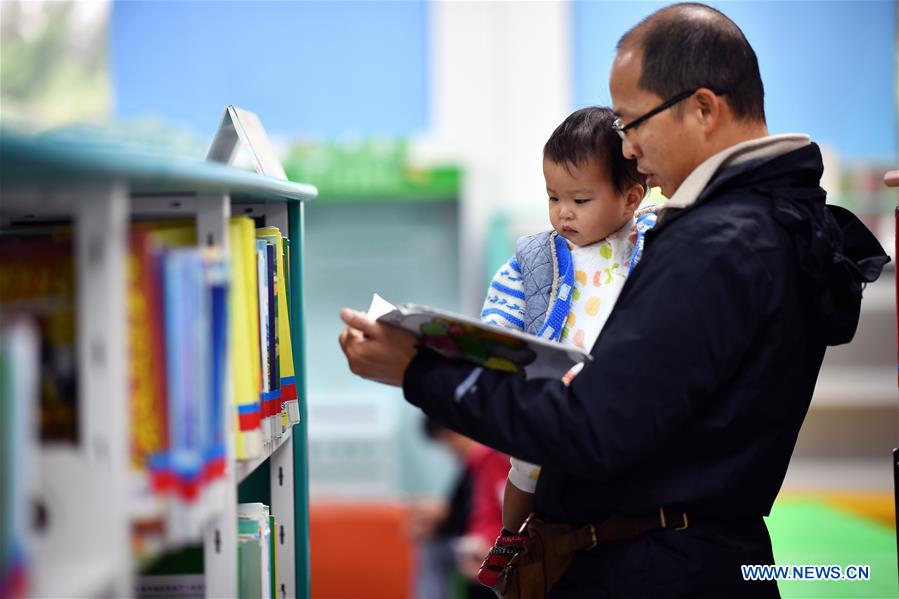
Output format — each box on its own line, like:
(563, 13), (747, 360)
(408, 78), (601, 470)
(613, 87), (725, 142)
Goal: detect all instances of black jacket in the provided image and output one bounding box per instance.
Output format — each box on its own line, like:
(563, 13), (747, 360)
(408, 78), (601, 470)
(404, 142), (886, 523)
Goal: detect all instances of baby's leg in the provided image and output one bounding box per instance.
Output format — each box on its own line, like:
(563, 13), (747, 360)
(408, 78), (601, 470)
(477, 458), (539, 588)
(503, 479), (535, 532)
(503, 457), (541, 531)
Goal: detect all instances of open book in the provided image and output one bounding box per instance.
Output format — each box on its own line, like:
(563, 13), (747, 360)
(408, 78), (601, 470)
(367, 294), (591, 379)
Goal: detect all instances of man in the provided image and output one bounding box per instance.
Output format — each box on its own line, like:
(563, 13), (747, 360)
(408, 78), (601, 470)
(339, 3), (888, 596)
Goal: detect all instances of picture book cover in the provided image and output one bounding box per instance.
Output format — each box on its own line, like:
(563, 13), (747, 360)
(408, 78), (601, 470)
(367, 294), (591, 380)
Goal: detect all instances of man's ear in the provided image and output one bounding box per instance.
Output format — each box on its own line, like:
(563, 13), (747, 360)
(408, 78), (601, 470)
(693, 87), (723, 131)
(624, 183), (644, 211)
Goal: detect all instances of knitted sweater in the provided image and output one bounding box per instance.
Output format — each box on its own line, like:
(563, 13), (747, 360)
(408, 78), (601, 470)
(481, 209), (657, 337)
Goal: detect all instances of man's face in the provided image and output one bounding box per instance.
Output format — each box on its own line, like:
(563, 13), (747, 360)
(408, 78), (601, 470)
(609, 47), (703, 198)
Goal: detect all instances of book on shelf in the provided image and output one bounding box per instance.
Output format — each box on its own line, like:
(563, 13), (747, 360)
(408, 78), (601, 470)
(231, 217), (264, 460)
(162, 249), (209, 506)
(134, 218), (280, 464)
(265, 241), (281, 440)
(159, 247), (231, 538)
(0, 210), (295, 552)
(139, 218), (274, 462)
(136, 503), (280, 599)
(255, 240), (273, 443)
(367, 294), (591, 379)
(268, 513), (278, 599)
(129, 231), (169, 483)
(134, 545), (204, 599)
(256, 227), (299, 427)
(256, 239), (282, 442)
(0, 235), (78, 443)
(201, 251), (229, 484)
(0, 317), (39, 599)
(237, 503), (276, 599)
(208, 105), (299, 440)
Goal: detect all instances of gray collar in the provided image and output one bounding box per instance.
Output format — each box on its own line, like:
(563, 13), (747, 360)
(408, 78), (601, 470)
(664, 134), (811, 210)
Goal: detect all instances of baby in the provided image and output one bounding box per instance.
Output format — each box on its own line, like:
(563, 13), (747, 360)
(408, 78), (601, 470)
(477, 106), (656, 586)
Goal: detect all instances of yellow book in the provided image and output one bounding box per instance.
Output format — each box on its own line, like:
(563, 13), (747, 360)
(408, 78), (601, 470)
(135, 220), (197, 247)
(255, 227), (299, 425)
(231, 217), (263, 459)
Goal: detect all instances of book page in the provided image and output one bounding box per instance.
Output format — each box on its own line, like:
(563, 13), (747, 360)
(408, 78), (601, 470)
(366, 293), (397, 320)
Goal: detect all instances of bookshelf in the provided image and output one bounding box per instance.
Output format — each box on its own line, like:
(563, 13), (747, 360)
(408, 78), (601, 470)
(0, 128), (316, 598)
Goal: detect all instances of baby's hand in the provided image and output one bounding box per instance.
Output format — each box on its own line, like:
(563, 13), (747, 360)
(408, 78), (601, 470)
(561, 363), (584, 386)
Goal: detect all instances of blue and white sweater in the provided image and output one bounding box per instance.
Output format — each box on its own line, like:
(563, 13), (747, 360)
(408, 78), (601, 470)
(480, 209), (657, 338)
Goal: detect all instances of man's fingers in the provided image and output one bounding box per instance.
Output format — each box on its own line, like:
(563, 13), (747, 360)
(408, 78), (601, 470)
(339, 308), (381, 338)
(338, 325), (365, 354)
(338, 327), (350, 351)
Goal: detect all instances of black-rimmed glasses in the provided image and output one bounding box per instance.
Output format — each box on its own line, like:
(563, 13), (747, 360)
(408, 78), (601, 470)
(613, 87), (725, 142)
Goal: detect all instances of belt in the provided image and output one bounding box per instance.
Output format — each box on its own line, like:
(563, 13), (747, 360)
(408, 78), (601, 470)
(567, 507), (692, 552)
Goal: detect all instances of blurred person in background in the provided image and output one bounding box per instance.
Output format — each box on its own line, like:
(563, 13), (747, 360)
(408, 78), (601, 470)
(410, 417), (507, 599)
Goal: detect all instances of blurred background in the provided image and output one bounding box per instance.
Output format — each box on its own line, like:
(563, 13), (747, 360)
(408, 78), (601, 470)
(2, 1), (896, 597)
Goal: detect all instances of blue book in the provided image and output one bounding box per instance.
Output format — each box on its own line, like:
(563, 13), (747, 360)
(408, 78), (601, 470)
(163, 250), (209, 502)
(265, 242), (281, 437)
(203, 251), (229, 481)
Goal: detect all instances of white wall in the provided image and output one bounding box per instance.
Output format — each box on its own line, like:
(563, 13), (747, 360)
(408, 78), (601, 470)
(418, 0), (571, 312)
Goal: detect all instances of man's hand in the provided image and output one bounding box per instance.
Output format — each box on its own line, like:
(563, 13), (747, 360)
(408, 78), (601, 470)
(338, 308), (419, 387)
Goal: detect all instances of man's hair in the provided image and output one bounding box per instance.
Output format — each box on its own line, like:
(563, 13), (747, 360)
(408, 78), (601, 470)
(618, 2), (765, 123)
(543, 106), (645, 194)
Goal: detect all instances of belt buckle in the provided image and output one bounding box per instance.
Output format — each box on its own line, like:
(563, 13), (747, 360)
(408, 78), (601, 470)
(585, 523), (598, 550)
(659, 508), (689, 531)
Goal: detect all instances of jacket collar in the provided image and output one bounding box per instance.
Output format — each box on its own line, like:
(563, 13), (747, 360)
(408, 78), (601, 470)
(664, 134), (811, 210)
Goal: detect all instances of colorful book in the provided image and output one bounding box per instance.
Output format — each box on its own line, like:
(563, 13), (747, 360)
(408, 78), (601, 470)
(238, 503), (272, 599)
(368, 293), (591, 379)
(255, 241), (273, 442)
(231, 218), (263, 459)
(0, 317), (39, 599)
(128, 231), (169, 490)
(255, 227), (298, 426)
(162, 249), (209, 507)
(269, 514), (277, 599)
(136, 222), (196, 500)
(266, 242), (282, 438)
(0, 236), (77, 443)
(202, 249), (229, 484)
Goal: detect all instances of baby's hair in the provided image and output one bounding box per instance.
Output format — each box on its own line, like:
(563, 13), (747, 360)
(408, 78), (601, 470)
(543, 106), (646, 194)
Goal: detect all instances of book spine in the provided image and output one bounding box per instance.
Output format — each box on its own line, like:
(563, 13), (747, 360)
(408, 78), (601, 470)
(202, 253), (228, 483)
(231, 218), (263, 460)
(255, 241), (271, 443)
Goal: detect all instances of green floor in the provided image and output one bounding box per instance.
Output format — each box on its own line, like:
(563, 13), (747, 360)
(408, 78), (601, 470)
(768, 499), (898, 598)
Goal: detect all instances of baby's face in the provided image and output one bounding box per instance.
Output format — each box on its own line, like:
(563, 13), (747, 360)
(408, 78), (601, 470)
(544, 157), (633, 246)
